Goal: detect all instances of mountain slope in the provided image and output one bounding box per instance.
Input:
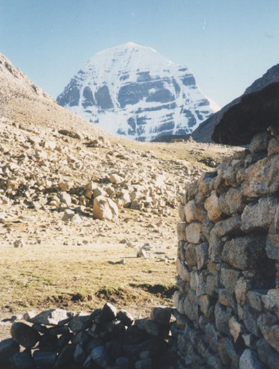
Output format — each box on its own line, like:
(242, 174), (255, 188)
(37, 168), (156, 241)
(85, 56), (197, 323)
(57, 42), (218, 141)
(192, 63), (279, 143)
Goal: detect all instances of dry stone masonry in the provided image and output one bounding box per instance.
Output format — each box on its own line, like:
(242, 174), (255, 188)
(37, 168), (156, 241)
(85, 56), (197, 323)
(174, 130), (279, 369)
(0, 304), (176, 369)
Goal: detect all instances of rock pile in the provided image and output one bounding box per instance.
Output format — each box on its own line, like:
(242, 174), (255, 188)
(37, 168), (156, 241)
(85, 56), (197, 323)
(0, 304), (176, 369)
(173, 130), (279, 368)
(0, 119), (196, 223)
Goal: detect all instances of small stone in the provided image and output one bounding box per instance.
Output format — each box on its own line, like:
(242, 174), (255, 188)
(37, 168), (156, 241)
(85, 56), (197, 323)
(60, 192), (71, 207)
(109, 173), (123, 184)
(14, 239), (25, 248)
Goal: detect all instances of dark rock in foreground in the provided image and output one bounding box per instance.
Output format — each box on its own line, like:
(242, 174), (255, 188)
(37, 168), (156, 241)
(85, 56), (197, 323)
(1, 304), (177, 369)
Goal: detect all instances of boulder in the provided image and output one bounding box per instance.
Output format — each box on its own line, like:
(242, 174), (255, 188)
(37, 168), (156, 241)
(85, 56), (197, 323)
(11, 322), (40, 348)
(93, 196), (119, 220)
(212, 81), (279, 145)
(0, 338), (19, 364)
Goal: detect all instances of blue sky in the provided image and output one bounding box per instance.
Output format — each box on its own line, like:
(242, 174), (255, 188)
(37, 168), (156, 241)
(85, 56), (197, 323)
(1, 0), (278, 107)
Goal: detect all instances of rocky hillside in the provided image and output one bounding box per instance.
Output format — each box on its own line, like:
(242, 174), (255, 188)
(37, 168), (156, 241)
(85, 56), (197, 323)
(192, 63), (279, 143)
(57, 42), (218, 141)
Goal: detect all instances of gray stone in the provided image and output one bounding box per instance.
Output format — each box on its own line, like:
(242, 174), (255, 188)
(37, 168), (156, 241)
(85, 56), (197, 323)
(266, 233), (279, 260)
(74, 343), (86, 364)
(215, 215), (242, 238)
(150, 306), (172, 326)
(91, 346), (109, 368)
(204, 323), (219, 353)
(144, 320), (169, 338)
(27, 308), (72, 326)
(54, 344), (75, 368)
(262, 289), (279, 318)
(242, 333), (257, 349)
(117, 310), (134, 327)
(10, 352), (34, 369)
(185, 243), (197, 268)
(249, 131), (270, 153)
(186, 222), (202, 244)
(177, 222), (187, 242)
(247, 290), (267, 312)
(196, 242), (209, 270)
(220, 267), (241, 294)
(176, 259), (190, 282)
(268, 135), (279, 156)
(99, 303), (117, 323)
(239, 349), (262, 369)
(241, 197), (278, 232)
(243, 306), (260, 337)
(0, 339), (19, 364)
(215, 302), (232, 336)
(11, 322), (40, 348)
(183, 289), (199, 321)
(209, 227), (224, 262)
(68, 313), (92, 333)
(256, 338), (279, 369)
(206, 272), (219, 298)
(242, 154), (279, 197)
(218, 289), (235, 307)
(33, 351), (57, 367)
(199, 295), (215, 319)
(235, 277), (251, 305)
(225, 187), (244, 214)
(222, 235), (266, 270)
(257, 313), (279, 352)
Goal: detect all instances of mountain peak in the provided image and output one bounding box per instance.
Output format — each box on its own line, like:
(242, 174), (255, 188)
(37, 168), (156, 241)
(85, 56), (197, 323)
(57, 44), (218, 141)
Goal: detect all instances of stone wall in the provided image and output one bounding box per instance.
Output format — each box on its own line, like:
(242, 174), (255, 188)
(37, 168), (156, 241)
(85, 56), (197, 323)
(173, 131), (279, 369)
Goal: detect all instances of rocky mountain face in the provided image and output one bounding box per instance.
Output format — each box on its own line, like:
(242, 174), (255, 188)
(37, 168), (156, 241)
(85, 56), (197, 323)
(192, 63), (279, 143)
(57, 42), (218, 141)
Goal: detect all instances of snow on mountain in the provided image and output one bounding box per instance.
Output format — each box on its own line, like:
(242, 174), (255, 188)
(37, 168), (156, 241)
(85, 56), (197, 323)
(57, 42), (219, 141)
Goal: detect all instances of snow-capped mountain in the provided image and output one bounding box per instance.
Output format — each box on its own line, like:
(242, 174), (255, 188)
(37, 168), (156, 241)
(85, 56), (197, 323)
(57, 42), (218, 141)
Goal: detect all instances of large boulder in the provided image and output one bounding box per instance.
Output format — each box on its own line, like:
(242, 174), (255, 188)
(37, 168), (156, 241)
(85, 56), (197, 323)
(212, 81), (279, 145)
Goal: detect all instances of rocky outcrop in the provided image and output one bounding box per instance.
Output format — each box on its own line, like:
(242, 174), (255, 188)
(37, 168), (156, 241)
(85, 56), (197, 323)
(192, 63), (279, 143)
(57, 42), (218, 141)
(174, 130), (279, 368)
(212, 82), (279, 145)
